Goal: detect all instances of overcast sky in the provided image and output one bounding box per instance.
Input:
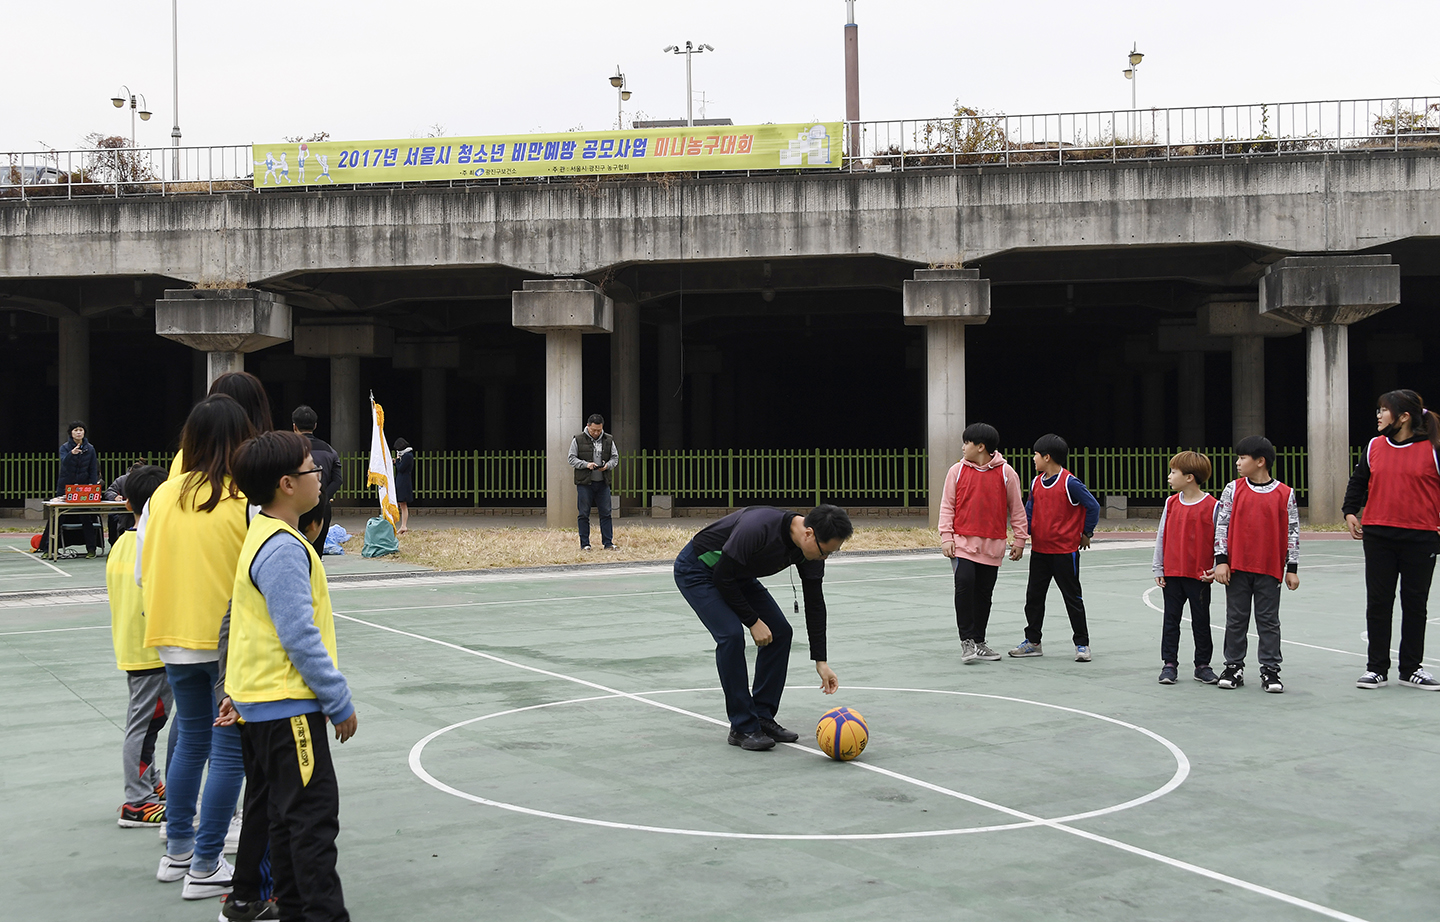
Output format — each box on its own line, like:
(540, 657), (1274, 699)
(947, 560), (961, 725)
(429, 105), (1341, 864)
(4, 0), (1438, 153)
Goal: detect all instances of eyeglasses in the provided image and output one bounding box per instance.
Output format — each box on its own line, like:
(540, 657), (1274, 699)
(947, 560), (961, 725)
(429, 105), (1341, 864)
(288, 467), (324, 479)
(813, 534), (834, 559)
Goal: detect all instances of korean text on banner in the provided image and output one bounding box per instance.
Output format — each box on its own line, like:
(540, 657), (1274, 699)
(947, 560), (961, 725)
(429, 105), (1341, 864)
(367, 393), (400, 529)
(251, 123), (842, 187)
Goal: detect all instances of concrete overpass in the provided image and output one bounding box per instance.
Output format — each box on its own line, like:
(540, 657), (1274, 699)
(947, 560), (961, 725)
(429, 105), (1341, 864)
(2, 149), (1437, 524)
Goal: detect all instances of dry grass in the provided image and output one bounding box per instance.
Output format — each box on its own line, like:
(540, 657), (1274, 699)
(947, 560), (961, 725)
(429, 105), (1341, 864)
(353, 525), (938, 571)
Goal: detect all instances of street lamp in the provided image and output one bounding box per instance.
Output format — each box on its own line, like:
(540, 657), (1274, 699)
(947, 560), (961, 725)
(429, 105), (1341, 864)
(1122, 43), (1144, 110)
(110, 86), (152, 147)
(171, 0), (182, 177)
(609, 66), (632, 130)
(662, 41), (713, 127)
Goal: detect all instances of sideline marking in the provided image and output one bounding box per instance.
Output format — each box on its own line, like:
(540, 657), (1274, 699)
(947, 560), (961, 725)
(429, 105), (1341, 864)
(341, 611), (1370, 922)
(0, 624), (109, 637)
(411, 686), (1188, 840)
(2, 546), (70, 576)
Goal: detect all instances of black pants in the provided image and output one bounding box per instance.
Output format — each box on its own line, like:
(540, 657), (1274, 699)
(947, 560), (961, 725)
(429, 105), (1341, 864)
(576, 481), (613, 548)
(239, 713), (349, 922)
(1023, 552), (1089, 646)
(310, 497), (333, 558)
(953, 556), (999, 643)
(674, 544), (793, 733)
(1224, 571), (1282, 670)
(1160, 576), (1214, 666)
(1364, 531), (1438, 677)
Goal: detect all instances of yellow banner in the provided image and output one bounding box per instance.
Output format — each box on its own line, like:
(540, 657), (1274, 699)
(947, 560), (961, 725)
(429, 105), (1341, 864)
(251, 122), (842, 187)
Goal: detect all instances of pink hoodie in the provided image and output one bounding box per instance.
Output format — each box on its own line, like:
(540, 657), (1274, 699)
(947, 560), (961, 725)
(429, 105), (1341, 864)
(938, 451), (1029, 567)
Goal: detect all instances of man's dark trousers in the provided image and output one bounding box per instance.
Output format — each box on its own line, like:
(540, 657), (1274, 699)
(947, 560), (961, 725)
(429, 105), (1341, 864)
(1160, 576), (1213, 666)
(576, 481), (613, 549)
(238, 712), (349, 922)
(674, 544), (793, 734)
(1023, 552), (1090, 646)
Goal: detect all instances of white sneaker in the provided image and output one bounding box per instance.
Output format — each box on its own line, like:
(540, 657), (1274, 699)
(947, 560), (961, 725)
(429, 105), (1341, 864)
(157, 851), (192, 883)
(972, 642), (1003, 662)
(1075, 645), (1092, 662)
(224, 810), (242, 853)
(182, 856), (235, 900)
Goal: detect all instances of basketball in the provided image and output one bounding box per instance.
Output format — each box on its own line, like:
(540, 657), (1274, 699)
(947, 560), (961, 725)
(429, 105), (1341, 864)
(816, 706), (868, 761)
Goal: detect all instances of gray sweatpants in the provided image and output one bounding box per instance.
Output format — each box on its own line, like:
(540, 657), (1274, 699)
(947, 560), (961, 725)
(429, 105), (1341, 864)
(123, 669), (174, 805)
(1223, 570), (1283, 670)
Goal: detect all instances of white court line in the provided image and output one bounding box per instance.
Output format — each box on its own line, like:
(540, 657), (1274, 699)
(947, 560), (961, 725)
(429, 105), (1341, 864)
(0, 624), (109, 637)
(344, 611), (1370, 922)
(2, 546), (70, 576)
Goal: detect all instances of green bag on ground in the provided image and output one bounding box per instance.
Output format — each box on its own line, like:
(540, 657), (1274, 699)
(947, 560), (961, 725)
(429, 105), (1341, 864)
(361, 516), (400, 558)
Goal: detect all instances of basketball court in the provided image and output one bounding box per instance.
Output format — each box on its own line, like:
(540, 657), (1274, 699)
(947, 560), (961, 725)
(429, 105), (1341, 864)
(1, 534), (1432, 921)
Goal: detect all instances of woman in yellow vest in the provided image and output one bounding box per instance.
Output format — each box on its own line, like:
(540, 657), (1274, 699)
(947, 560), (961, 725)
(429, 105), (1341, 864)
(141, 394), (254, 898)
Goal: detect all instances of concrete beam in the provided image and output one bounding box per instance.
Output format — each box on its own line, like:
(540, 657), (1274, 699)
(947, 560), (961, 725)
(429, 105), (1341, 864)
(512, 279), (613, 333)
(155, 289), (291, 355)
(293, 322), (394, 358)
(901, 269), (991, 325)
(1201, 300), (1301, 338)
(1156, 322), (1230, 353)
(1258, 255), (1401, 327)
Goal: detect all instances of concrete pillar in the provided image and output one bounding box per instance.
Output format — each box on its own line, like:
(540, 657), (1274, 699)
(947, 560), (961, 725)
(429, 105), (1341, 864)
(294, 321), (396, 455)
(421, 367), (447, 451)
(1366, 333), (1422, 398)
(1111, 370), (1135, 444)
(657, 315), (683, 449)
(1177, 351), (1205, 446)
(1231, 335), (1266, 442)
(513, 279), (614, 528)
(903, 268), (990, 529)
(610, 300), (641, 461)
(687, 348), (722, 450)
(1201, 300), (1301, 444)
(155, 289), (291, 391)
(1259, 255), (1401, 524)
(329, 357), (361, 454)
(57, 313), (89, 438)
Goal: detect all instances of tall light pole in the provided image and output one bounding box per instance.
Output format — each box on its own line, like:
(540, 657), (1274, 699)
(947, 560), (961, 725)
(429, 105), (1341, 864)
(844, 1), (860, 159)
(609, 66), (632, 131)
(109, 86), (153, 148)
(1123, 43), (1144, 110)
(662, 41), (713, 127)
(171, 0), (181, 178)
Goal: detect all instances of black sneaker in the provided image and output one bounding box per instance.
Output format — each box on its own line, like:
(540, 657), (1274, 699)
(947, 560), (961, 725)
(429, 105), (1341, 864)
(1157, 664), (1178, 685)
(726, 729), (775, 751)
(221, 896), (281, 921)
(1260, 667), (1284, 694)
(1356, 671), (1387, 689)
(1217, 665), (1244, 689)
(758, 718), (799, 743)
(1193, 665), (1219, 685)
(1399, 668), (1440, 690)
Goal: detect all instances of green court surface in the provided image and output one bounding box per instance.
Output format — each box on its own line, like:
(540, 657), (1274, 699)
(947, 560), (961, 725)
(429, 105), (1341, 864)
(2, 540), (1435, 922)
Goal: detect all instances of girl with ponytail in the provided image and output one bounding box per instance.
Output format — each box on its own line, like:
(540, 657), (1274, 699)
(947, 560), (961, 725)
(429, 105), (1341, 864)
(1343, 389), (1440, 690)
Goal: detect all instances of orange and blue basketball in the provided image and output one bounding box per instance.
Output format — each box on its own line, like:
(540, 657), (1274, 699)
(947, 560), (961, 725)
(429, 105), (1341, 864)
(816, 706), (868, 761)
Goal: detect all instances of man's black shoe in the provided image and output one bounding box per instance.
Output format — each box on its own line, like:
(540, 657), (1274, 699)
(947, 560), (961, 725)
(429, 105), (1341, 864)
(758, 718), (800, 743)
(726, 729), (775, 751)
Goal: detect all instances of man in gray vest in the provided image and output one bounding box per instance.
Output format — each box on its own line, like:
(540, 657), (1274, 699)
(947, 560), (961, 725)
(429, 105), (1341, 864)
(568, 414), (619, 550)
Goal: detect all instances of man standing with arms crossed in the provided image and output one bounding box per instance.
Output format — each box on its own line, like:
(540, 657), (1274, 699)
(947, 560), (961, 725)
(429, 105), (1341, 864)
(674, 504), (853, 750)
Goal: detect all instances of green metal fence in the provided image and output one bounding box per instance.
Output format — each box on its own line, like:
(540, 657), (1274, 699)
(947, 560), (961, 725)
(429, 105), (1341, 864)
(0, 446), (1367, 506)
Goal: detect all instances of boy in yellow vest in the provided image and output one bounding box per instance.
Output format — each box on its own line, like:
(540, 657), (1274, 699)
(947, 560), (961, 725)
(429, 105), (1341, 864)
(227, 431), (355, 922)
(107, 465), (173, 828)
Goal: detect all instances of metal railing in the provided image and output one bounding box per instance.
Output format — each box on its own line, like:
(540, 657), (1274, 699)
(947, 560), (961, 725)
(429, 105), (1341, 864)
(0, 446), (1365, 507)
(4, 97), (1436, 200)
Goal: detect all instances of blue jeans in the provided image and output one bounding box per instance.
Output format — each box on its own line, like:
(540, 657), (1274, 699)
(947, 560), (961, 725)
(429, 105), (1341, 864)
(674, 542), (793, 733)
(576, 480), (613, 548)
(164, 661), (244, 871)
